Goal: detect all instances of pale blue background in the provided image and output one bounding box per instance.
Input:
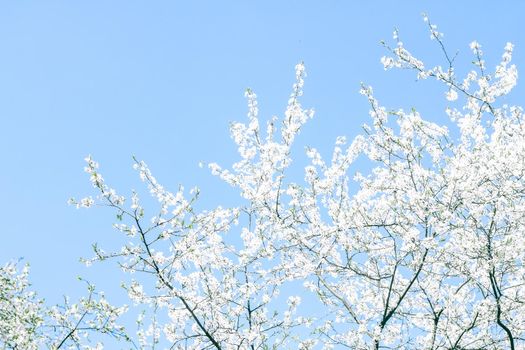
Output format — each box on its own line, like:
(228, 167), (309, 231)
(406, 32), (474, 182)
(0, 0), (523, 326)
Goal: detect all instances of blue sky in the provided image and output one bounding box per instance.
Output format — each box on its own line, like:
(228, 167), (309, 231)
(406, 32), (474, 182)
(1, 0), (523, 317)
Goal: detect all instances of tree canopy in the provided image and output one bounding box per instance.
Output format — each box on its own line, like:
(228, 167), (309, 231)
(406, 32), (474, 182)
(2, 18), (524, 349)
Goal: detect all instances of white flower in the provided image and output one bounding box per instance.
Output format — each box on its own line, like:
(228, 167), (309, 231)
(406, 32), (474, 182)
(445, 88), (458, 101)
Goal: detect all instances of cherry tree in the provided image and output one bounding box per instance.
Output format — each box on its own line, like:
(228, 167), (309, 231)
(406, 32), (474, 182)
(3, 17), (524, 349)
(0, 262), (129, 349)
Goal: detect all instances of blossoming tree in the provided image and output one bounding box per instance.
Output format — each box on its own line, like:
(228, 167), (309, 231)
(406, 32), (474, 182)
(0, 262), (129, 349)
(3, 18), (524, 349)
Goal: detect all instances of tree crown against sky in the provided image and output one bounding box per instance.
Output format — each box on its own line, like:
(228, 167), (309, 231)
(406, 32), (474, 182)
(2, 15), (525, 350)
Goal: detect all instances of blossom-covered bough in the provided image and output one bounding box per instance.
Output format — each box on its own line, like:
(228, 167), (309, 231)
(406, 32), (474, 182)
(0, 262), (130, 349)
(2, 17), (524, 349)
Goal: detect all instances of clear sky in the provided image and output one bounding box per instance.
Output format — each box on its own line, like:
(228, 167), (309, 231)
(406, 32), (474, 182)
(1, 0), (523, 320)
